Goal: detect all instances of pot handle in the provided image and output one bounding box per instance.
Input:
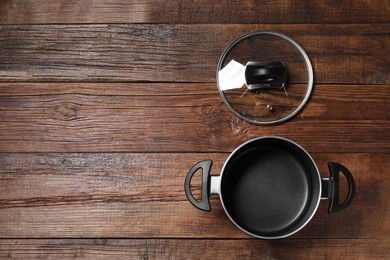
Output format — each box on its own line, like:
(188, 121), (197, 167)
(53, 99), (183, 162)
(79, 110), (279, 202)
(321, 162), (355, 213)
(184, 160), (212, 211)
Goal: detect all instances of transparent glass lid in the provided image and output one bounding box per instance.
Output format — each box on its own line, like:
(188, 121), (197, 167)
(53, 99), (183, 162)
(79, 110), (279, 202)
(217, 31), (313, 125)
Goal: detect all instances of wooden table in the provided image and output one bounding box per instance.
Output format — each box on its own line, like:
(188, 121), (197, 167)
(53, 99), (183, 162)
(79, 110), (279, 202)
(0, 1), (389, 259)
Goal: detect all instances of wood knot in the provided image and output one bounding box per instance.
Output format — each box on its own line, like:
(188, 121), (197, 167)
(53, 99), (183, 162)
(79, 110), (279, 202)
(228, 117), (250, 137)
(49, 102), (81, 121)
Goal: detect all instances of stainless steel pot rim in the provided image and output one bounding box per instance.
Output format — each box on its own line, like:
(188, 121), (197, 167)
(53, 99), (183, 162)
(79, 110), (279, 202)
(216, 31), (314, 125)
(218, 136), (322, 239)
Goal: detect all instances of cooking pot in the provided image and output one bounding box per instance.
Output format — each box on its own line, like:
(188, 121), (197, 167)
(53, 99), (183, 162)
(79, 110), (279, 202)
(184, 136), (355, 239)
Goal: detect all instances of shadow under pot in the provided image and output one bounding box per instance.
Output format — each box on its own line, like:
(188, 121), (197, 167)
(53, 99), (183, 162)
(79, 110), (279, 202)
(184, 136), (355, 239)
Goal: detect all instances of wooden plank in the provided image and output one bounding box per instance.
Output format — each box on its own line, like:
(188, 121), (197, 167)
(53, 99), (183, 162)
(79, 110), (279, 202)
(0, 83), (389, 153)
(0, 24), (388, 84)
(0, 239), (389, 259)
(0, 0), (389, 24)
(0, 153), (388, 238)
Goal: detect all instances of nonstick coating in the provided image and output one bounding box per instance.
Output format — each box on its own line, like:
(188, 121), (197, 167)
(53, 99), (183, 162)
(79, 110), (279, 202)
(220, 138), (320, 238)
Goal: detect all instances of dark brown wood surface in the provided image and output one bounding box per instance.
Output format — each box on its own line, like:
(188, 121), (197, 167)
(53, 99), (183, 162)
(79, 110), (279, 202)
(0, 1), (389, 259)
(0, 24), (388, 84)
(0, 0), (389, 24)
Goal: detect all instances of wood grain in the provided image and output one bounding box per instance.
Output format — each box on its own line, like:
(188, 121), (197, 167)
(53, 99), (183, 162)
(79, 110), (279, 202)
(0, 24), (388, 84)
(0, 1), (389, 258)
(0, 239), (389, 259)
(0, 0), (389, 24)
(0, 153), (388, 239)
(0, 83), (388, 153)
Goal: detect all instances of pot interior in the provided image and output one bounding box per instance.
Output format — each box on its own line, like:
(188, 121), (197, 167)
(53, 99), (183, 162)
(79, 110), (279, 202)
(221, 138), (320, 238)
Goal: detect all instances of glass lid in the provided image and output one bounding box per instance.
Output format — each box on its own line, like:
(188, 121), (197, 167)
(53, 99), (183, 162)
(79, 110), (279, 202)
(217, 31), (313, 125)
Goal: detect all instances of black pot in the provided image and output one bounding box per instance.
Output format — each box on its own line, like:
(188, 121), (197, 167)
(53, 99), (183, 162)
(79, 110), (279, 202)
(184, 136), (355, 239)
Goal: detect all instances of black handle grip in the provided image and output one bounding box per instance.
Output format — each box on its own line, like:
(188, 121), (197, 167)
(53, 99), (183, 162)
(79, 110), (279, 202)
(322, 162), (355, 213)
(184, 160), (212, 211)
(245, 61), (287, 90)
